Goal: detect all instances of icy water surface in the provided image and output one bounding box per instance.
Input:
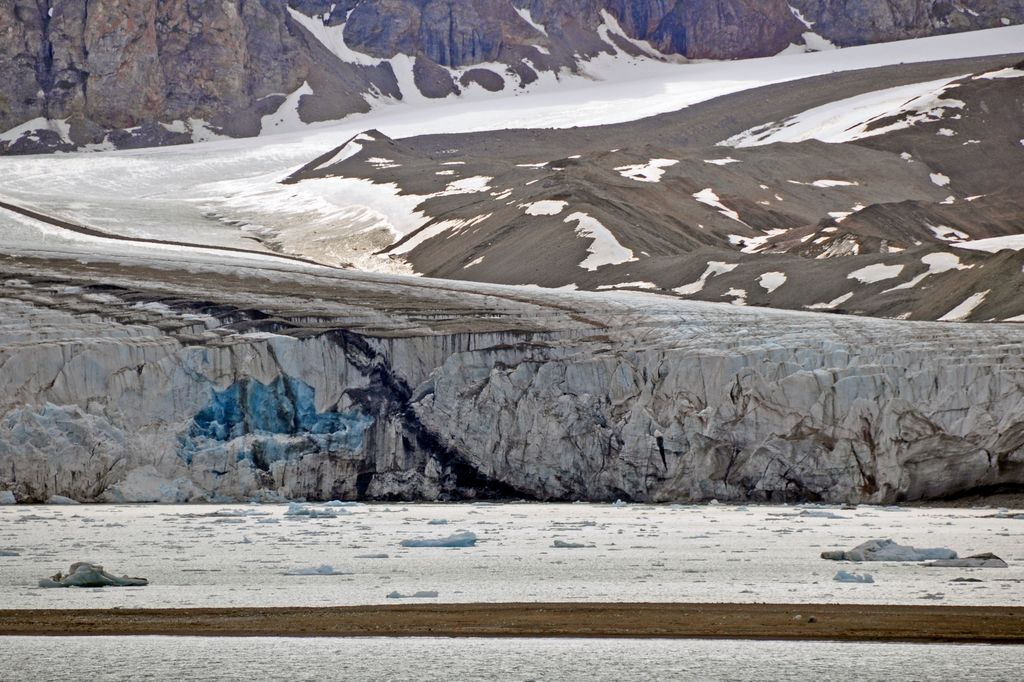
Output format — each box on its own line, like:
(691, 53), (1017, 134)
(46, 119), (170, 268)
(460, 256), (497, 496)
(0, 503), (1021, 608)
(1, 636), (1021, 681)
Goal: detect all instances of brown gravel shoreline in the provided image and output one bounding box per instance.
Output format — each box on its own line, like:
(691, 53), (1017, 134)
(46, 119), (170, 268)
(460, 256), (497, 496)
(2, 603), (1022, 643)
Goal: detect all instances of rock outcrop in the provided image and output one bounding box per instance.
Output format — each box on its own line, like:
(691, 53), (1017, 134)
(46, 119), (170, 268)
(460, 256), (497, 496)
(2, 0), (1021, 153)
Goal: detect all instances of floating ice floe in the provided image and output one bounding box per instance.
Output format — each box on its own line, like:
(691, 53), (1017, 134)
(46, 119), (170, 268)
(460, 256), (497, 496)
(821, 539), (956, 562)
(46, 495), (79, 505)
(285, 502), (349, 518)
(0, 491), (15, 505)
(552, 540), (589, 549)
(0, 549), (20, 556)
(834, 570), (875, 583)
(798, 510), (847, 520)
(284, 564), (349, 576)
(387, 590), (439, 599)
(925, 553), (1008, 568)
(400, 531), (478, 548)
(39, 563), (148, 588)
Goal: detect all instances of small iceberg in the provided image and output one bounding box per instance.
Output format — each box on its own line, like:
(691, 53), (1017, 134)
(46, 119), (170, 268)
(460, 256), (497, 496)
(285, 502), (348, 518)
(925, 553), (1008, 568)
(284, 564), (349, 576)
(834, 570), (874, 583)
(387, 590), (439, 599)
(39, 563), (148, 588)
(400, 531), (477, 548)
(821, 539), (956, 562)
(0, 491), (16, 505)
(552, 540), (588, 549)
(46, 495), (80, 505)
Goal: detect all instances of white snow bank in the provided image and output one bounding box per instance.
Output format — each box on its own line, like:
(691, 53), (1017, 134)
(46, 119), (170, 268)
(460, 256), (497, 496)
(723, 76), (966, 147)
(522, 200), (568, 216)
(758, 271), (787, 293)
(564, 212), (636, 271)
(938, 290), (989, 322)
(674, 261), (738, 295)
(693, 188), (746, 224)
(955, 234), (1024, 253)
(847, 263), (904, 284)
(400, 531), (478, 548)
(821, 539), (957, 562)
(615, 158), (678, 183)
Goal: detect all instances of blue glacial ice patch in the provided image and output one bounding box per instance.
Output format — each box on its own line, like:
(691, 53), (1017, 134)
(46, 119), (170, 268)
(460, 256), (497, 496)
(179, 376), (373, 465)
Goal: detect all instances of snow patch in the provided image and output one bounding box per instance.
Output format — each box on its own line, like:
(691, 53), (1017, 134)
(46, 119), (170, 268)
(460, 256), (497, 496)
(693, 188), (746, 225)
(805, 292), (853, 310)
(757, 271), (787, 293)
(938, 290), (989, 322)
(564, 212), (637, 271)
(847, 263), (904, 284)
(674, 261), (738, 295)
(521, 200), (569, 216)
(615, 158), (678, 183)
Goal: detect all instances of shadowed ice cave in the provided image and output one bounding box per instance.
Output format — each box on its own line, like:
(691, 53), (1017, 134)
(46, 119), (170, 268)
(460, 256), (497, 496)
(179, 377), (373, 467)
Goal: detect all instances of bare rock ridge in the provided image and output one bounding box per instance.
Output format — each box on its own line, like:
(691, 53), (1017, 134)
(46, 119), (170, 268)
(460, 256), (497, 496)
(1, 253), (1022, 504)
(2, 0), (1022, 153)
(278, 55), (1024, 322)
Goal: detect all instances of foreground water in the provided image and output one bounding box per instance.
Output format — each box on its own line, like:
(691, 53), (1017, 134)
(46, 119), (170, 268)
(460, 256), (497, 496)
(1, 636), (1021, 681)
(1, 503), (1020, 608)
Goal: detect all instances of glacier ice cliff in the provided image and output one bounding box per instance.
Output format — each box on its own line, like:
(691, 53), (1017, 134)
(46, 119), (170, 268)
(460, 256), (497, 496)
(0, 254), (1022, 504)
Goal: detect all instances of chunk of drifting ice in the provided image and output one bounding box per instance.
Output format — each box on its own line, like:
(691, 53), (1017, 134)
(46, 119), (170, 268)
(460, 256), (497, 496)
(821, 539), (957, 562)
(552, 540), (588, 548)
(834, 570), (874, 583)
(387, 590), (439, 599)
(799, 510), (847, 519)
(612, 499), (629, 507)
(354, 553), (389, 559)
(0, 491), (15, 505)
(323, 500), (362, 508)
(285, 502), (348, 518)
(284, 564), (349, 576)
(46, 495), (79, 505)
(400, 531), (477, 548)
(0, 549), (20, 556)
(39, 562), (148, 588)
(925, 553), (1008, 568)
(427, 519), (449, 525)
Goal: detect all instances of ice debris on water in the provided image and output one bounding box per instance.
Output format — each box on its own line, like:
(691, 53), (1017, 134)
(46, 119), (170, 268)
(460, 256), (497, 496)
(552, 540), (588, 548)
(387, 590), (440, 599)
(0, 549), (20, 556)
(284, 564), (348, 576)
(821, 539), (956, 562)
(0, 491), (16, 505)
(925, 553), (1008, 568)
(285, 502), (348, 518)
(39, 562), (148, 588)
(46, 495), (80, 505)
(400, 531), (477, 548)
(834, 570), (875, 583)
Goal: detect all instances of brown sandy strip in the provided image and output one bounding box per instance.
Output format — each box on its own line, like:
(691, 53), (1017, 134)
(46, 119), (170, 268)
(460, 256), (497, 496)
(1, 604), (1023, 643)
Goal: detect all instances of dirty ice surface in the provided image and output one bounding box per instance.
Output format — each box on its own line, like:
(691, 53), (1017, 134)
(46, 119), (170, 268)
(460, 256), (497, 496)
(0, 503), (1020, 609)
(2, 637), (1023, 682)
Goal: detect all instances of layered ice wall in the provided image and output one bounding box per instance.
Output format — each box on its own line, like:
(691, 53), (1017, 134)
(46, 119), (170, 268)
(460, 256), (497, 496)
(0, 261), (1022, 504)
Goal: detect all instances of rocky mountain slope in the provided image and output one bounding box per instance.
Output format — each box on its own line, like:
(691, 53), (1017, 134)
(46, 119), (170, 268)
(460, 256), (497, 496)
(1, 246), (1022, 504)
(2, 0), (1021, 153)
(276, 53), (1024, 321)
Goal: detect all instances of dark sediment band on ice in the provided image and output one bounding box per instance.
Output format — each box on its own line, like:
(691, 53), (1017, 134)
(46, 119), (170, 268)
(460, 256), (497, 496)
(2, 603), (1023, 643)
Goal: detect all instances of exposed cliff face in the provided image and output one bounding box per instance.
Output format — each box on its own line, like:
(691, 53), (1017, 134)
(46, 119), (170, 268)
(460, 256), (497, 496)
(0, 0), (398, 153)
(1, 254), (1021, 504)
(790, 0), (1024, 46)
(3, 0), (1020, 153)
